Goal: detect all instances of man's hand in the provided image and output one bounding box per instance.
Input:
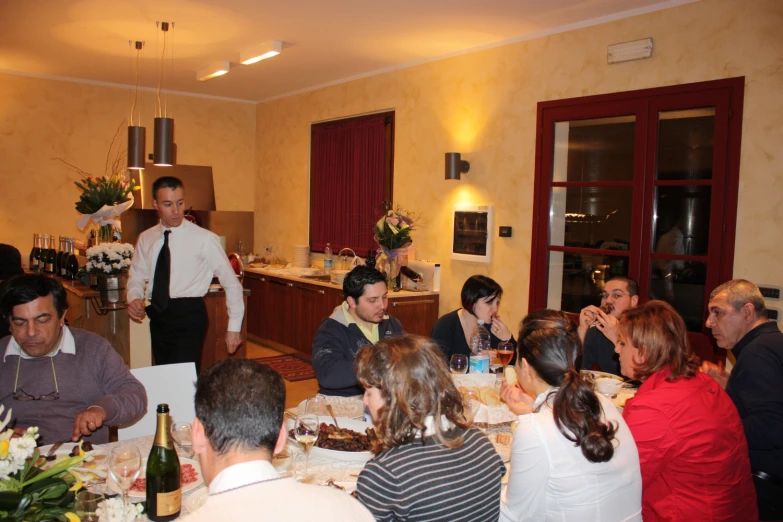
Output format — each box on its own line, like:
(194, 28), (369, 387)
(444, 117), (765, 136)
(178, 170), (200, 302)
(500, 379), (534, 416)
(127, 299), (146, 323)
(593, 310), (620, 344)
(72, 406), (106, 441)
(701, 361), (730, 389)
(226, 331), (242, 355)
(578, 305), (602, 341)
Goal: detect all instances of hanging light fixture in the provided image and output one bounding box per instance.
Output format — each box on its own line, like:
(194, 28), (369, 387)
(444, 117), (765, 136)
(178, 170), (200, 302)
(127, 40), (146, 170)
(153, 21), (175, 167)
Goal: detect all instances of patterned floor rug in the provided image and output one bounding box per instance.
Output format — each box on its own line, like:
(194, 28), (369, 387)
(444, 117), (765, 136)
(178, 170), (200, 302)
(253, 355), (316, 382)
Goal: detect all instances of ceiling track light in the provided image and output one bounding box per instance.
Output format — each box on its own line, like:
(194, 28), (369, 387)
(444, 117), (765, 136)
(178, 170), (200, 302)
(196, 61), (230, 81)
(240, 40), (282, 65)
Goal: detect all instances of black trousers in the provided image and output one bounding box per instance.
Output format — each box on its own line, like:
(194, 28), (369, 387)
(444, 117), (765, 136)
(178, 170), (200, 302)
(755, 474), (783, 521)
(146, 297), (208, 372)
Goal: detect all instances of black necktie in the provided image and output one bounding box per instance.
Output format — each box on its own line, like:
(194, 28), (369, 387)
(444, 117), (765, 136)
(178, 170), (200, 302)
(151, 230), (171, 313)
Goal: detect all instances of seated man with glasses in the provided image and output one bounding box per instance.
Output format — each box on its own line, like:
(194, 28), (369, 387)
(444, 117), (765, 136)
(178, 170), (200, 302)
(0, 274), (146, 444)
(577, 276), (639, 376)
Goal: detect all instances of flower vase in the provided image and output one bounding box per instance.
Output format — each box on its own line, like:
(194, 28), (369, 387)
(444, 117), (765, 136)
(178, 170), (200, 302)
(386, 258), (396, 290)
(97, 274), (127, 309)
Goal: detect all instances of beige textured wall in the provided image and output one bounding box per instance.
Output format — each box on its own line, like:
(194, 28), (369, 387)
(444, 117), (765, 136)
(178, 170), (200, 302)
(0, 74), (256, 253)
(255, 0), (783, 325)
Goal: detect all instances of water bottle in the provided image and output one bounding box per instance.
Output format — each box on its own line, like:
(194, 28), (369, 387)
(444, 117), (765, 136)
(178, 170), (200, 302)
(469, 320), (491, 373)
(324, 243), (333, 274)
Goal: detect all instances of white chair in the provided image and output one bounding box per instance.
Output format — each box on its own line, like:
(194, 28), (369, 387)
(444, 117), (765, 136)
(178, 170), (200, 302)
(118, 363), (198, 441)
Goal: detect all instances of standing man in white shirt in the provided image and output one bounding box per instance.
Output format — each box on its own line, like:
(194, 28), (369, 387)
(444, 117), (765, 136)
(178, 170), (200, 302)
(126, 176), (244, 370)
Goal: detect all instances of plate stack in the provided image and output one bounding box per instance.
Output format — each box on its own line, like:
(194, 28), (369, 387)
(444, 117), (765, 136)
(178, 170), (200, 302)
(292, 245), (310, 268)
(331, 269), (350, 286)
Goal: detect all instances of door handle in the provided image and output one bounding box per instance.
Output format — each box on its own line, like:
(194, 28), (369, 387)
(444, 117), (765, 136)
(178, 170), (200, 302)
(391, 300), (436, 307)
(298, 286), (325, 295)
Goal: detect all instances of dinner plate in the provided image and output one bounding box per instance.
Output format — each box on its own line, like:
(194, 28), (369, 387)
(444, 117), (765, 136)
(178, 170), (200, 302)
(38, 443), (108, 478)
(295, 397), (365, 419)
(109, 458), (203, 498)
(286, 418), (374, 463)
(581, 370), (624, 382)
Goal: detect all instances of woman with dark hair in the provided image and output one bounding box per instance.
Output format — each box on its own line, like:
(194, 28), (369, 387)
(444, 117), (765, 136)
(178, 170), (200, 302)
(430, 274), (516, 362)
(499, 310), (641, 521)
(354, 335), (505, 522)
(0, 244), (25, 340)
(616, 300), (757, 521)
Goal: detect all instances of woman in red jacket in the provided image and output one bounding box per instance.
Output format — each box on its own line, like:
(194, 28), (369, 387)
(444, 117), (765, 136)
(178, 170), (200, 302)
(616, 301), (757, 521)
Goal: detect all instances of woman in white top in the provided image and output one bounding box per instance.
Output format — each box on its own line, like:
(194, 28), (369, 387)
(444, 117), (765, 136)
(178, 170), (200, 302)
(499, 310), (642, 522)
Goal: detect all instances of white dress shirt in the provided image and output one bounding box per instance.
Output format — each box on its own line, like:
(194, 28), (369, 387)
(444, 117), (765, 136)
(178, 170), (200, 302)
(182, 460), (374, 522)
(127, 220), (245, 331)
(500, 390), (642, 522)
(4, 326), (76, 361)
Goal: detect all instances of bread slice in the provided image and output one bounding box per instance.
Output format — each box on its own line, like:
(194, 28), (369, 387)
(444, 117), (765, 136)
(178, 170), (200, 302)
(504, 366), (518, 387)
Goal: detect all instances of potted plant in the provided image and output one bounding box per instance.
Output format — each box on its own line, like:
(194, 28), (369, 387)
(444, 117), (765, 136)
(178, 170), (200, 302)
(85, 243), (134, 308)
(373, 205), (416, 290)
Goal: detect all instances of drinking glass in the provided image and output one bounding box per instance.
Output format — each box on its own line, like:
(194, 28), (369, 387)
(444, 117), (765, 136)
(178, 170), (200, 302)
(305, 394), (329, 416)
(294, 414), (319, 482)
(497, 341), (515, 373)
(171, 422), (193, 459)
(74, 490), (103, 522)
(450, 354), (469, 374)
(462, 389), (481, 424)
(108, 446), (142, 513)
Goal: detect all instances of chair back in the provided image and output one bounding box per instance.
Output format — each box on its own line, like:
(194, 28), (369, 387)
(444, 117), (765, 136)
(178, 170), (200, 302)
(118, 363), (197, 440)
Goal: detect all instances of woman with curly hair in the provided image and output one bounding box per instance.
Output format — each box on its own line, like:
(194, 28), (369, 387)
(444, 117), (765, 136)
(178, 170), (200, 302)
(499, 309), (641, 521)
(354, 335), (505, 522)
(616, 300), (757, 521)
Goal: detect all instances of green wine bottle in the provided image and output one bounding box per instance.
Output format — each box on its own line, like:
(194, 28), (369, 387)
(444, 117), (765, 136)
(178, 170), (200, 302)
(146, 404), (182, 521)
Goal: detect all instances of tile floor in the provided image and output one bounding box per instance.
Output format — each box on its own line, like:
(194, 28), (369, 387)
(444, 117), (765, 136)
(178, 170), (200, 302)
(246, 340), (320, 409)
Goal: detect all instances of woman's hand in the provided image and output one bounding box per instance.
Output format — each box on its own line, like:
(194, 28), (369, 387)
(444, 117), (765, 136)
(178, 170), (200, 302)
(491, 316), (512, 342)
(500, 379), (534, 415)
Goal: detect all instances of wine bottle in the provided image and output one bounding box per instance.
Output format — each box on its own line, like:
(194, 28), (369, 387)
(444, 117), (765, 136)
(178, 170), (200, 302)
(30, 234), (41, 272)
(146, 404), (181, 521)
(66, 239), (79, 280)
(43, 235), (54, 273)
(57, 237), (66, 277)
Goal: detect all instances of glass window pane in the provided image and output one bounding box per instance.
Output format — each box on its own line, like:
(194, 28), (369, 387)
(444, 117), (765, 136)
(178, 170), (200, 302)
(652, 185), (711, 256)
(547, 252), (630, 313)
(649, 261), (707, 332)
(552, 116), (635, 182)
(549, 186), (633, 248)
(657, 108), (715, 181)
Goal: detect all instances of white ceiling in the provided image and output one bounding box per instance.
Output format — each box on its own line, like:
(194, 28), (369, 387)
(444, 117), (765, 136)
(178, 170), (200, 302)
(0, 0), (693, 103)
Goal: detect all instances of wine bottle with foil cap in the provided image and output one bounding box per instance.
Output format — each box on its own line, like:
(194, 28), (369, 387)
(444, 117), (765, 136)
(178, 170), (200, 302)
(146, 404), (181, 521)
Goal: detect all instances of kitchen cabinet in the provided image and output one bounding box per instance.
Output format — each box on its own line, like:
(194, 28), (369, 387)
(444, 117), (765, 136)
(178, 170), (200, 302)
(244, 271), (439, 358)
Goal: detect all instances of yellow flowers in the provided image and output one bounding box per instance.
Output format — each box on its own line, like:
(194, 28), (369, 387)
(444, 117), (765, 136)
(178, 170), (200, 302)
(64, 512), (81, 522)
(0, 440), (8, 458)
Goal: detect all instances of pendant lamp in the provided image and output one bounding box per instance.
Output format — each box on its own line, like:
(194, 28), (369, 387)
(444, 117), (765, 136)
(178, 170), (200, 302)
(153, 21), (175, 167)
(127, 40), (146, 170)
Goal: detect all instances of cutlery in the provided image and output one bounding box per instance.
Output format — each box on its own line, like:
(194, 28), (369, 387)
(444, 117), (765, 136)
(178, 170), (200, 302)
(326, 404), (341, 430)
(45, 441), (67, 461)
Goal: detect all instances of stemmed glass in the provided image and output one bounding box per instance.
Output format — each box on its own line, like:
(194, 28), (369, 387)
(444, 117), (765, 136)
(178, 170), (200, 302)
(108, 446), (141, 514)
(305, 394), (329, 416)
(497, 341), (515, 374)
(450, 354), (469, 374)
(294, 414), (319, 482)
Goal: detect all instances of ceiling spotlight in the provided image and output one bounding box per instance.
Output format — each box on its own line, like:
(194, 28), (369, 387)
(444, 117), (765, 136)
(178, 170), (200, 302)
(197, 61), (230, 81)
(240, 40), (282, 65)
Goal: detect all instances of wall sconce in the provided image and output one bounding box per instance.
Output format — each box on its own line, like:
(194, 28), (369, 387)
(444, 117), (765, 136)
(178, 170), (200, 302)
(196, 61), (230, 81)
(607, 38), (653, 64)
(445, 152), (470, 180)
(240, 40), (283, 65)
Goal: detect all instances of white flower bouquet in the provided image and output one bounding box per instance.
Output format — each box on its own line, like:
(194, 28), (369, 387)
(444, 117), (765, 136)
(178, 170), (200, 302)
(85, 243), (134, 275)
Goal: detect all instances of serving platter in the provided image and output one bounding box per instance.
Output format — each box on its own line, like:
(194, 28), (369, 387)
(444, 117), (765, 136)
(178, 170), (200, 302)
(286, 418), (373, 463)
(109, 457), (203, 498)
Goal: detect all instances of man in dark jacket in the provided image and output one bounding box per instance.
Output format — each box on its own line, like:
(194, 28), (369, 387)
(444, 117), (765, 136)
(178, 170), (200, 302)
(312, 265), (404, 396)
(703, 279), (783, 520)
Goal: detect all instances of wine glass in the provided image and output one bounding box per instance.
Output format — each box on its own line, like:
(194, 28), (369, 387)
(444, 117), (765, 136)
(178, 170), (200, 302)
(74, 490), (103, 522)
(462, 389), (481, 425)
(497, 341), (515, 374)
(171, 422), (193, 459)
(305, 394), (329, 416)
(108, 446), (141, 513)
(294, 414), (319, 483)
(450, 354), (469, 374)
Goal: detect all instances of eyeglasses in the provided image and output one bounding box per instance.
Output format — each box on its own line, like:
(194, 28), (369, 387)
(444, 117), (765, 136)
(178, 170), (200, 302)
(13, 355), (59, 401)
(600, 292), (628, 300)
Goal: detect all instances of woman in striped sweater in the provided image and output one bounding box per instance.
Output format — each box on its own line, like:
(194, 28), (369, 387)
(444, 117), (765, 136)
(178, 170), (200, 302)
(354, 335), (506, 522)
